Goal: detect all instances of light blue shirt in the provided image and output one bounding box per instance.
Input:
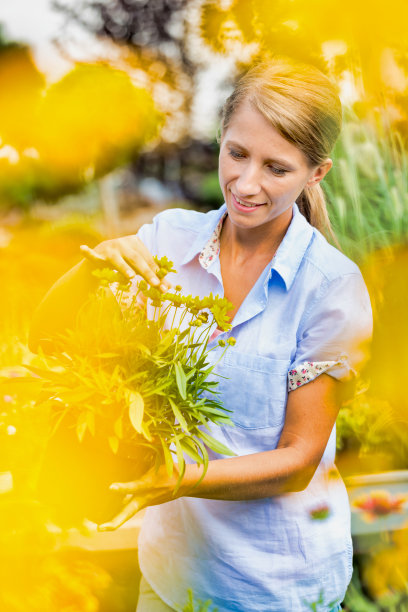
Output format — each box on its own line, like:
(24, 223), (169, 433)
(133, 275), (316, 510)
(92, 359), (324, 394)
(137, 203), (372, 611)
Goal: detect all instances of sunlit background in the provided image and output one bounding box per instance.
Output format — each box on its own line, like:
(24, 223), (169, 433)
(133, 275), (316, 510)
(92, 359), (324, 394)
(1, 0), (408, 610)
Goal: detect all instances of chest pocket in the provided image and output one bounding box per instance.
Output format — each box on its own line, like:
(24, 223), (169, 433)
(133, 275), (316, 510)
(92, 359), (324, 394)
(211, 350), (290, 429)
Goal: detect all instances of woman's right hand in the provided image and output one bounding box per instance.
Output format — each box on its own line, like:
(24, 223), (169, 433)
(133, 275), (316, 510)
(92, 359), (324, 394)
(80, 236), (170, 292)
(30, 234), (170, 353)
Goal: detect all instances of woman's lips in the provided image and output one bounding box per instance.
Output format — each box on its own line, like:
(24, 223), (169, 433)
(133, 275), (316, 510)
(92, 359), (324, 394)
(231, 193), (265, 213)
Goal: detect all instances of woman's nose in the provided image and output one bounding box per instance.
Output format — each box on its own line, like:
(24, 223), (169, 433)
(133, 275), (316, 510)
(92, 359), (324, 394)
(235, 163), (262, 196)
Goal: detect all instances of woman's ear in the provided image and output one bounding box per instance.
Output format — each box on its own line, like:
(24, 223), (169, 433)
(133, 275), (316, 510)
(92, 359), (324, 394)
(306, 159), (333, 187)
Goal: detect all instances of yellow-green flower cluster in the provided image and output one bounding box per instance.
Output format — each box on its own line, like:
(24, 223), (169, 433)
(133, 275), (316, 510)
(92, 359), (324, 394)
(91, 257), (233, 331)
(92, 267), (128, 288)
(218, 337), (236, 347)
(139, 256), (233, 332)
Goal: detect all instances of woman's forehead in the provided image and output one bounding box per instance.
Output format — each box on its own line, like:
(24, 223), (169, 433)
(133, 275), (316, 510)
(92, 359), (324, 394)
(222, 101), (308, 166)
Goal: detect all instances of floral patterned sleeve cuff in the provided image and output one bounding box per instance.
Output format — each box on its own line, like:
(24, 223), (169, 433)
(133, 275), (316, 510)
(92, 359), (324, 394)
(288, 360), (344, 391)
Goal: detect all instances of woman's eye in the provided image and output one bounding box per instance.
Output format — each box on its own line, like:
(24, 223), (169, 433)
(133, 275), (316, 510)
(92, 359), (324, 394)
(229, 149), (245, 160)
(269, 166), (287, 176)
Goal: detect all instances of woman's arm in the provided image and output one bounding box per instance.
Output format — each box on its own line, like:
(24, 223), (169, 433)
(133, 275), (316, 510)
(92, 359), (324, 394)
(29, 235), (168, 353)
(183, 371), (341, 499)
(99, 373), (340, 530)
(29, 258), (99, 353)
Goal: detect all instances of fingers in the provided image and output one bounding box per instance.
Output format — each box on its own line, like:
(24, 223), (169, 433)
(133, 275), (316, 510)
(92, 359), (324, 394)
(159, 278), (172, 292)
(102, 249), (138, 282)
(122, 238), (171, 292)
(81, 237), (172, 292)
(80, 244), (106, 263)
(122, 246), (161, 287)
(97, 497), (141, 531)
(110, 481), (140, 494)
(131, 237), (160, 274)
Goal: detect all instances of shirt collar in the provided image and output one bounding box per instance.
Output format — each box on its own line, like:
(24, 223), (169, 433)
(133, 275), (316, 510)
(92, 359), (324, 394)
(271, 203), (314, 291)
(180, 203), (227, 267)
(180, 202), (314, 291)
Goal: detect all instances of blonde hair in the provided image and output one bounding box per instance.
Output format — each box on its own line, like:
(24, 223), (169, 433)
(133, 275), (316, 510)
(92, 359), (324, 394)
(220, 57), (342, 244)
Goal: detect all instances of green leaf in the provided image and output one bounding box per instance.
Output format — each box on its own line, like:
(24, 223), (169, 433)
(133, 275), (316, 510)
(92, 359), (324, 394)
(72, 371), (97, 389)
(60, 387), (96, 404)
(109, 364), (124, 385)
(76, 413), (88, 442)
(127, 390), (144, 433)
(173, 436), (186, 490)
(212, 416), (234, 426)
(160, 439), (174, 477)
(175, 361), (187, 400)
(134, 341), (151, 356)
(155, 330), (177, 356)
(141, 421), (153, 441)
(194, 404), (232, 417)
(123, 372), (146, 385)
(143, 379), (171, 397)
(101, 397), (114, 405)
(179, 438), (203, 464)
(26, 365), (66, 381)
(185, 368), (196, 381)
(86, 411), (95, 436)
(168, 397), (189, 432)
(176, 328), (190, 342)
(199, 430), (236, 457)
(192, 437), (209, 484)
(108, 436), (119, 454)
(114, 416), (123, 439)
(0, 376), (41, 392)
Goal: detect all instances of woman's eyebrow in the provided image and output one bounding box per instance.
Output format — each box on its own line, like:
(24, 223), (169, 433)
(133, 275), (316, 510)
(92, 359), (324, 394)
(225, 140), (296, 169)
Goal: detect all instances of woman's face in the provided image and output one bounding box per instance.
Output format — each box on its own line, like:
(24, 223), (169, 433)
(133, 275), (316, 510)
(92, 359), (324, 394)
(218, 100), (332, 232)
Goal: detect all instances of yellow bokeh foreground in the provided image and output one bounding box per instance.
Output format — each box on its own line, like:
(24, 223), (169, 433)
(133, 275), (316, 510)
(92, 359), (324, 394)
(200, 0), (408, 131)
(362, 245), (408, 417)
(0, 1), (408, 603)
(37, 63), (161, 178)
(0, 47), (163, 200)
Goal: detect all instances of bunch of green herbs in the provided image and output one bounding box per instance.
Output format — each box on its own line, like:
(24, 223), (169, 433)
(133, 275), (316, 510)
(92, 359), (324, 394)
(30, 256), (236, 491)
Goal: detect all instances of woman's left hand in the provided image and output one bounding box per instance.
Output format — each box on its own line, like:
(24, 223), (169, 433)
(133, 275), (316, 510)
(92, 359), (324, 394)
(97, 464), (182, 531)
(99, 372), (342, 531)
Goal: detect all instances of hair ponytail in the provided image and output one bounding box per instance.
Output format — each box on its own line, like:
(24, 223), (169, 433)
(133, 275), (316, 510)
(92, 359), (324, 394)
(297, 184), (340, 247)
(221, 57), (342, 246)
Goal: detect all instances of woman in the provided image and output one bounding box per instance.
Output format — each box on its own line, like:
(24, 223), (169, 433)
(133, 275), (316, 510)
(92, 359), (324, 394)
(30, 58), (373, 611)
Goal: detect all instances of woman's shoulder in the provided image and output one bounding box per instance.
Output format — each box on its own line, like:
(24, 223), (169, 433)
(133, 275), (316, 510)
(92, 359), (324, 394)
(305, 229), (362, 283)
(137, 205), (225, 260)
(150, 205), (222, 234)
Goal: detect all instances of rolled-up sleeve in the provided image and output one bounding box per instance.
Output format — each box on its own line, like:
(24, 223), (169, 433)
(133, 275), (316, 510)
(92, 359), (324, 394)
(288, 272), (373, 390)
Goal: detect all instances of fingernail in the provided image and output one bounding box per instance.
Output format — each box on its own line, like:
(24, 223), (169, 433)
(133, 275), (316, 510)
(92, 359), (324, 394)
(151, 277), (160, 286)
(160, 283), (168, 292)
(110, 483), (119, 491)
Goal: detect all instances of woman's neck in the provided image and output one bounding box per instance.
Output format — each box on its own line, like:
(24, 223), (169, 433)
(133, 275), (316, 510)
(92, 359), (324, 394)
(220, 212), (292, 265)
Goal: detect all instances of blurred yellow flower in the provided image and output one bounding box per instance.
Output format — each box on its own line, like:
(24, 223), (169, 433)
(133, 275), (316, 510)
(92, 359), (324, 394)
(361, 530), (408, 599)
(37, 63), (163, 179)
(0, 46), (44, 152)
